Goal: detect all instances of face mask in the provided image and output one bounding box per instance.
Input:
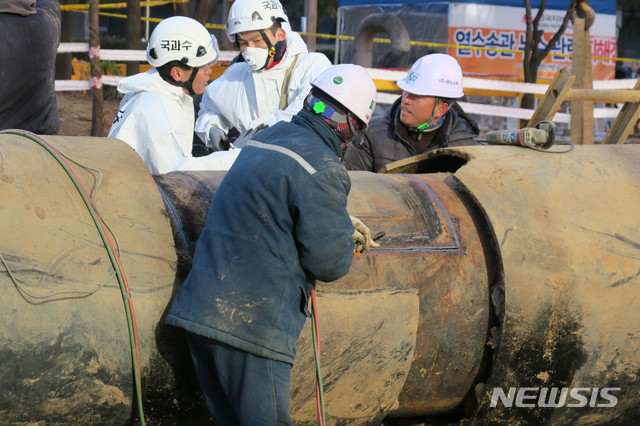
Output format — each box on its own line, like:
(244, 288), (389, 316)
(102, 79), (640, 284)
(242, 47), (270, 72)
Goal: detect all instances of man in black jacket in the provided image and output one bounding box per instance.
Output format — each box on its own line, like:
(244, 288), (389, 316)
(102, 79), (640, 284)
(343, 53), (479, 172)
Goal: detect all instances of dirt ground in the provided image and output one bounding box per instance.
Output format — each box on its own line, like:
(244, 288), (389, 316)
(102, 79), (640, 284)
(57, 91), (121, 137)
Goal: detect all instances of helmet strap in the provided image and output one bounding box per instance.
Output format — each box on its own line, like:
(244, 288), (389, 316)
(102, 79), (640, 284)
(415, 114), (443, 131)
(160, 65), (200, 96)
(304, 93), (362, 147)
(413, 100), (448, 132)
(259, 30), (276, 70)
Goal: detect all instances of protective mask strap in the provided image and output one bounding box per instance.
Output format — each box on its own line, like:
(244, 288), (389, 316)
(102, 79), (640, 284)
(272, 39), (287, 63)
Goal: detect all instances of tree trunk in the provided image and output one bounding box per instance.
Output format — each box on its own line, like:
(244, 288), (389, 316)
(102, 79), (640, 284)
(55, 1), (78, 80)
(519, 0), (578, 128)
(89, 0), (105, 137)
(193, 0), (213, 24)
(126, 0), (141, 76)
(175, 0), (190, 17)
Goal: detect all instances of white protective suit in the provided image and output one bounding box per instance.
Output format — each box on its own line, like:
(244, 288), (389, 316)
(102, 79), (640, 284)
(109, 69), (239, 174)
(194, 31), (331, 146)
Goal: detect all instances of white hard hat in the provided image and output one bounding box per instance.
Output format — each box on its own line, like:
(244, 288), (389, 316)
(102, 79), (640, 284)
(311, 64), (377, 125)
(226, 0), (288, 41)
(396, 53), (464, 98)
(147, 16), (219, 68)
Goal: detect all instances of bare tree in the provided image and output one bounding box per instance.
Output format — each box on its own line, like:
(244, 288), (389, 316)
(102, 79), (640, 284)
(175, 0), (190, 17)
(55, 0), (81, 80)
(89, 0), (104, 136)
(172, 0), (217, 24)
(193, 0), (213, 24)
(126, 0), (141, 76)
(521, 0), (579, 112)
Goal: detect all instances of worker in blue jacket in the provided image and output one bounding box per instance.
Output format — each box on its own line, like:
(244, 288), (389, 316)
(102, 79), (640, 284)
(166, 64), (379, 425)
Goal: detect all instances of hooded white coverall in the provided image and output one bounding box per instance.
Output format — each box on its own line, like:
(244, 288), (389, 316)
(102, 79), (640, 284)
(109, 69), (239, 174)
(194, 31), (331, 147)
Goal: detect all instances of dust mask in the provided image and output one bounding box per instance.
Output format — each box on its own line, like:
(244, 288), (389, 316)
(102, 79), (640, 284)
(242, 47), (270, 72)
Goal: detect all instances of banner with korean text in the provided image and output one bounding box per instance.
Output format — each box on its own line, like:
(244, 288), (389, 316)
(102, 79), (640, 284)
(448, 3), (616, 80)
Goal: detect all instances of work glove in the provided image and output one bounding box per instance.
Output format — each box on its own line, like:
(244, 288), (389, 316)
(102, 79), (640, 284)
(208, 127), (230, 151)
(350, 215), (380, 253)
(230, 124), (269, 149)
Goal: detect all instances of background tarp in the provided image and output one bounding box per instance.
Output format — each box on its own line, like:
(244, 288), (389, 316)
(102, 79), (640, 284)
(337, 3), (450, 68)
(338, 0), (616, 16)
(337, 1), (616, 80)
(449, 3), (616, 79)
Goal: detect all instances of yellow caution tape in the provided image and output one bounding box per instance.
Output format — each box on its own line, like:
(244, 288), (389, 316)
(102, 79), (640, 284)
(59, 3), (637, 63)
(60, 1), (188, 11)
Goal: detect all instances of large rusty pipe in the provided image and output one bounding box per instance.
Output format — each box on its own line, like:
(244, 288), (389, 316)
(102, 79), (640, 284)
(0, 134), (183, 423)
(353, 12), (410, 69)
(1, 133), (640, 424)
(154, 169), (494, 423)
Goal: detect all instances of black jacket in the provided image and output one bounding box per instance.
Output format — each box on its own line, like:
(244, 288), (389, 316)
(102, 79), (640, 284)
(343, 97), (480, 172)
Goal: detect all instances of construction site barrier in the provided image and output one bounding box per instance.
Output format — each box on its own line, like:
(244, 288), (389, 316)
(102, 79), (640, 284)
(56, 43), (637, 124)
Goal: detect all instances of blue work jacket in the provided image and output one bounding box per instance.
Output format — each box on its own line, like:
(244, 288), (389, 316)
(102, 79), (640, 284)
(166, 109), (355, 364)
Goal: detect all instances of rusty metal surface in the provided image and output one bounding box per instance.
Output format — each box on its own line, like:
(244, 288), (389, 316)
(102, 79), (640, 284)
(153, 171), (225, 282)
(0, 134), (177, 423)
(334, 171), (492, 417)
(430, 145), (640, 424)
(155, 169), (493, 419)
(291, 288), (420, 425)
(10, 137), (640, 424)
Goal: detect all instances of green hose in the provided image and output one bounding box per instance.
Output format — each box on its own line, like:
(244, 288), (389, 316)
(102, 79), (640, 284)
(0, 130), (146, 425)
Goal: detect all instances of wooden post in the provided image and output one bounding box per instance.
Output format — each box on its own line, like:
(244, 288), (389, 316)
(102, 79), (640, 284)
(570, 16), (594, 145)
(601, 77), (640, 145)
(89, 0), (105, 137)
(527, 67), (575, 127)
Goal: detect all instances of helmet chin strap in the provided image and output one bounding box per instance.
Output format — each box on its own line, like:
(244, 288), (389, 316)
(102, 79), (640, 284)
(412, 102), (447, 132)
(416, 115), (439, 131)
(161, 66), (200, 96)
(305, 94), (362, 148)
(258, 30), (277, 71)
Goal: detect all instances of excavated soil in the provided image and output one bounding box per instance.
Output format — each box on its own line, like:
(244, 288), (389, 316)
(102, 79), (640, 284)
(57, 91), (121, 137)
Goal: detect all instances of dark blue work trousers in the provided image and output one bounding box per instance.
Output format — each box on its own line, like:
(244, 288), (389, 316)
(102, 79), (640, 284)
(186, 332), (294, 426)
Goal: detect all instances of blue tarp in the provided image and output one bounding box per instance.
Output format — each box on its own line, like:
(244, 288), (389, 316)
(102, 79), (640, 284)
(337, 1), (616, 16)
